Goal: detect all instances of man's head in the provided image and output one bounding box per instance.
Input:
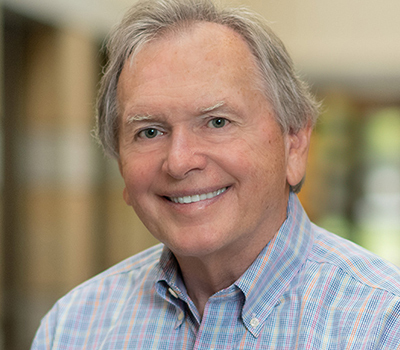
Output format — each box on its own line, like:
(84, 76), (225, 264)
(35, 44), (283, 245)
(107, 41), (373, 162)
(96, 0), (319, 191)
(98, 0), (318, 261)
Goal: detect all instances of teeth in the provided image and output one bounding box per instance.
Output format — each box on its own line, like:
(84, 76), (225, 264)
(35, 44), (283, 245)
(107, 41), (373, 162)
(170, 187), (227, 204)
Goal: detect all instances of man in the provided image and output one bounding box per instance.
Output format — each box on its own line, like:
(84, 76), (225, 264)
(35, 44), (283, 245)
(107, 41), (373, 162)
(32, 0), (400, 349)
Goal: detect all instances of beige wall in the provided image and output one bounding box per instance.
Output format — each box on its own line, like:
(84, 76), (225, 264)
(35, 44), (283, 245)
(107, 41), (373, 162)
(5, 0), (400, 103)
(228, 0), (400, 76)
(5, 0), (400, 79)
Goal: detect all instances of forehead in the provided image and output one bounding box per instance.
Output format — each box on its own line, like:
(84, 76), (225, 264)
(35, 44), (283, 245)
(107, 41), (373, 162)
(120, 22), (260, 87)
(116, 21), (269, 121)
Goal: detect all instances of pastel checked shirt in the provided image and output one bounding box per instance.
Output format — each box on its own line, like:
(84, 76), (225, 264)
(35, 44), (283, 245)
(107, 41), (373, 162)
(31, 193), (400, 349)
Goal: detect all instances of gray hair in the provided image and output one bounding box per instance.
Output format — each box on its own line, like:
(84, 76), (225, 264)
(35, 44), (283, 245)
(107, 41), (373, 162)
(96, 0), (319, 190)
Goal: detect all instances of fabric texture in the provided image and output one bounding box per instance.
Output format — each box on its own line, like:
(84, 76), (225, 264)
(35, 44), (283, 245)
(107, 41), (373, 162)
(31, 193), (400, 349)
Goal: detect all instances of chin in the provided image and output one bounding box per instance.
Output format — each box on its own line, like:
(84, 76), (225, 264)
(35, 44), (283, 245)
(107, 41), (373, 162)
(165, 232), (233, 260)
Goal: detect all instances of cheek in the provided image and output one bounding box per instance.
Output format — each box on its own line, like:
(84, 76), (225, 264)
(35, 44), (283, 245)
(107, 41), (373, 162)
(122, 157), (157, 194)
(242, 137), (287, 190)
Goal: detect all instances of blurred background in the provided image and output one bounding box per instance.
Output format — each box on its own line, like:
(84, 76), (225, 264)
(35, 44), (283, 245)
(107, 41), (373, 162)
(1, 0), (399, 348)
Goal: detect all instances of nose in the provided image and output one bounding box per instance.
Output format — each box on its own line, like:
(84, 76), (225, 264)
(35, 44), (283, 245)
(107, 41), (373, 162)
(162, 128), (207, 179)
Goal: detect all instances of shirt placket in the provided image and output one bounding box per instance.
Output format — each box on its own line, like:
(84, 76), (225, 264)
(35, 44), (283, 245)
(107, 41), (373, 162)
(192, 287), (244, 350)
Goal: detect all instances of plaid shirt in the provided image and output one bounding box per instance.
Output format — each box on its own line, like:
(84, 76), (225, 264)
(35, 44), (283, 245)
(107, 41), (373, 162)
(31, 193), (400, 349)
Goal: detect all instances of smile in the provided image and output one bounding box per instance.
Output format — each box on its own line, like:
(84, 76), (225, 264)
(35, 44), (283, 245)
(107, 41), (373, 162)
(169, 187), (227, 204)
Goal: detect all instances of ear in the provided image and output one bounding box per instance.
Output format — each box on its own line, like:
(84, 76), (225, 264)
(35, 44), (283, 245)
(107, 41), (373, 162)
(285, 124), (312, 188)
(122, 187), (132, 206)
(118, 160), (132, 206)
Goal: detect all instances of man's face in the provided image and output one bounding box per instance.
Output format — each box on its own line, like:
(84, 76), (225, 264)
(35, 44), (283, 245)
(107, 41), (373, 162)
(117, 23), (308, 260)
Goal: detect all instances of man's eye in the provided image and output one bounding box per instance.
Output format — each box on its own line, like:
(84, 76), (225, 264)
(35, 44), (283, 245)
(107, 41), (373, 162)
(138, 128), (163, 139)
(208, 118), (228, 129)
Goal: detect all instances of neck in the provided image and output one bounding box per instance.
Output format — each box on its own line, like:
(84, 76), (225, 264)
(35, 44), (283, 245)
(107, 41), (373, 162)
(175, 230), (278, 317)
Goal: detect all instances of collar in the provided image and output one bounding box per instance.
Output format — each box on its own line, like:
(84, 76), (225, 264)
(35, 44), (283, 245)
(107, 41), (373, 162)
(235, 192), (314, 336)
(155, 192), (314, 336)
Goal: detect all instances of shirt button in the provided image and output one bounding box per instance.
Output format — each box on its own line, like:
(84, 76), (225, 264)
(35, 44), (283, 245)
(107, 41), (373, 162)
(250, 317), (260, 328)
(168, 288), (179, 299)
(178, 312), (184, 321)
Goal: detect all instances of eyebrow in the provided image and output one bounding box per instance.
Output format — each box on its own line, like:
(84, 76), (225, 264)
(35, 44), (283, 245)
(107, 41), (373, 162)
(125, 100), (229, 125)
(198, 101), (226, 114)
(126, 114), (154, 124)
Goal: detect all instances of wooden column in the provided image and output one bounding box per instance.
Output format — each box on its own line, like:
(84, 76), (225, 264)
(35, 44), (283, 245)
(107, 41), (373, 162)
(22, 25), (99, 343)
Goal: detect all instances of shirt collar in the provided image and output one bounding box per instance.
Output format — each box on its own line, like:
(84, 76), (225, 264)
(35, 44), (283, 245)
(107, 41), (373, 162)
(156, 246), (187, 298)
(155, 192), (314, 336)
(235, 192), (314, 336)
(154, 247), (191, 328)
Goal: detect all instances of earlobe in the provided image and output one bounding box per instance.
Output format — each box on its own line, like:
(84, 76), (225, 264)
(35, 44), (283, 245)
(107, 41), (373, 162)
(119, 161), (132, 206)
(286, 124), (312, 188)
(123, 187), (132, 206)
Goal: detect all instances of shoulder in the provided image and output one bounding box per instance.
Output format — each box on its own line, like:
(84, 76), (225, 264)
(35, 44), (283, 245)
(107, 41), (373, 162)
(81, 243), (163, 283)
(280, 223), (400, 348)
(31, 244), (165, 348)
(49, 243), (164, 316)
(71, 243), (163, 289)
(307, 224), (400, 296)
